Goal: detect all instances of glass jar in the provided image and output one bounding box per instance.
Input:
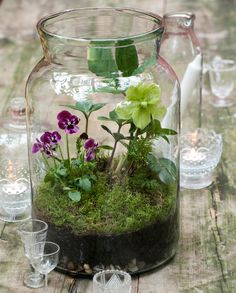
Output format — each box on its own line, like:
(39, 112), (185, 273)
(26, 8), (180, 276)
(0, 97), (31, 222)
(160, 12), (202, 133)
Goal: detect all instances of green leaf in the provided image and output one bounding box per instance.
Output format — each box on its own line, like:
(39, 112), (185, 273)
(132, 55), (156, 75)
(61, 101), (92, 115)
(97, 116), (111, 121)
(62, 101), (106, 116)
(161, 135), (170, 143)
(98, 111), (125, 126)
(71, 158), (81, 168)
(120, 141), (129, 148)
(147, 153), (161, 173)
(90, 175), (97, 182)
(88, 41), (118, 77)
(113, 133), (125, 141)
(109, 110), (119, 121)
(160, 128), (178, 135)
(90, 103), (106, 112)
(98, 145), (114, 150)
(68, 191), (81, 202)
(44, 172), (55, 185)
(157, 158), (177, 185)
(79, 178), (91, 192)
(142, 119), (177, 139)
(147, 154), (177, 185)
(101, 125), (113, 136)
(94, 86), (126, 94)
(56, 166), (68, 177)
(75, 100), (93, 113)
(115, 39), (139, 77)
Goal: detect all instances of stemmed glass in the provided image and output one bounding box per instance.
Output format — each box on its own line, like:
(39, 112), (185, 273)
(18, 219), (48, 288)
(29, 241), (60, 289)
(209, 56), (236, 107)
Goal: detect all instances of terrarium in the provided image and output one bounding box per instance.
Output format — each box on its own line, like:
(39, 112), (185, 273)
(25, 8), (180, 276)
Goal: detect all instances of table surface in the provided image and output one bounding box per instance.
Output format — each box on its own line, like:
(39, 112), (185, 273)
(1, 0), (236, 292)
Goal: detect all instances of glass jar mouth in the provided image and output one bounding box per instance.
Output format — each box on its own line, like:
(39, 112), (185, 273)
(164, 12), (195, 21)
(37, 7), (163, 48)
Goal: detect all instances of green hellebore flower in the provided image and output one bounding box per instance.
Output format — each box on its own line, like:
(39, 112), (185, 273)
(115, 83), (166, 129)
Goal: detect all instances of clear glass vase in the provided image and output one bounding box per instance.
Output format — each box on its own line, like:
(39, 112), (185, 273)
(160, 12), (202, 133)
(26, 8), (180, 276)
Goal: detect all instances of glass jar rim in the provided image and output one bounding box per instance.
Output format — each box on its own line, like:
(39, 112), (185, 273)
(163, 11), (195, 20)
(37, 7), (163, 48)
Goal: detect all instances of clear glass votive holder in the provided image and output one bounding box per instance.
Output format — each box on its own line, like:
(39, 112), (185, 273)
(93, 269), (132, 293)
(180, 128), (222, 189)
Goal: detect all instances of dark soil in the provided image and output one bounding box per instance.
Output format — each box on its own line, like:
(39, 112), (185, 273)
(34, 201), (179, 277)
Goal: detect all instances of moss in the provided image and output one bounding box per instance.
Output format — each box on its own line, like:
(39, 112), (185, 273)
(35, 169), (177, 235)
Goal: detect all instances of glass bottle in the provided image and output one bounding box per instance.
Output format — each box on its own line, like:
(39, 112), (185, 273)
(26, 8), (180, 276)
(0, 97), (31, 222)
(160, 12), (203, 133)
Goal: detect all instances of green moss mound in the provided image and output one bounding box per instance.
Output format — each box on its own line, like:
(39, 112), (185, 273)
(35, 171), (176, 235)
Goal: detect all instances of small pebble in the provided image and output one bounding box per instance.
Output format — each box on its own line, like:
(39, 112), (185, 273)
(67, 261), (77, 271)
(84, 263), (93, 274)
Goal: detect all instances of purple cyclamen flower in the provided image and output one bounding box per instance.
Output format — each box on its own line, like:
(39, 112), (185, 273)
(84, 138), (98, 162)
(57, 110), (80, 134)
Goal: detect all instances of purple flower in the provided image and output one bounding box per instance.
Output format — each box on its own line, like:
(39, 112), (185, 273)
(57, 110), (80, 134)
(32, 131), (61, 157)
(32, 139), (43, 154)
(41, 131), (61, 145)
(84, 138), (98, 149)
(42, 144), (55, 157)
(84, 138), (98, 162)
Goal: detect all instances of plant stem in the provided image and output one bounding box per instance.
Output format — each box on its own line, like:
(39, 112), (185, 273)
(66, 134), (71, 169)
(109, 124), (122, 169)
(58, 145), (64, 160)
(52, 156), (57, 168)
(42, 153), (51, 169)
(85, 114), (89, 134)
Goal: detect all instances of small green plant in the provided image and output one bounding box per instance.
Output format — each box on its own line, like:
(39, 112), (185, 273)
(32, 82), (177, 207)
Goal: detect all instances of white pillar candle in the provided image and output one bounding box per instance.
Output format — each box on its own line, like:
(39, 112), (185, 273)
(180, 54), (202, 116)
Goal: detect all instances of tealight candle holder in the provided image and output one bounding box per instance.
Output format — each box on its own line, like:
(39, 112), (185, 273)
(93, 269), (132, 293)
(180, 128), (222, 189)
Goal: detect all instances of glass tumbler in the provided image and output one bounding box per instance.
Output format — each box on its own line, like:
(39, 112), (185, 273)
(93, 270), (132, 293)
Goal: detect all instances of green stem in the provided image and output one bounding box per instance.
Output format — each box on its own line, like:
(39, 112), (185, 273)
(66, 134), (71, 169)
(85, 114), (89, 134)
(41, 153), (50, 169)
(52, 156), (57, 168)
(109, 124), (122, 169)
(58, 145), (64, 160)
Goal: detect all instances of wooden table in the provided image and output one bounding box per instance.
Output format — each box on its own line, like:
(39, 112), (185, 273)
(0, 0), (236, 292)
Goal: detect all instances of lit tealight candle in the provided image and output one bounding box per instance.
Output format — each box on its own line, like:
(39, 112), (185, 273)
(182, 147), (207, 162)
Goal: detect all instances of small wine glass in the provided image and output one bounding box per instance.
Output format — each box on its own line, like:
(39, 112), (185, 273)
(209, 56), (236, 107)
(29, 241), (60, 289)
(18, 219), (48, 288)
